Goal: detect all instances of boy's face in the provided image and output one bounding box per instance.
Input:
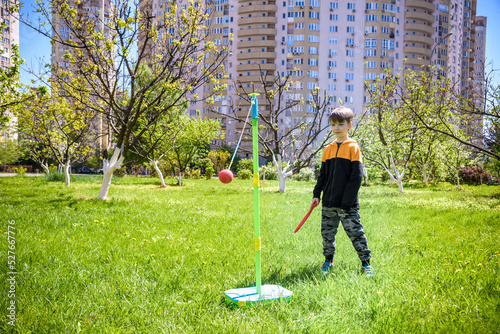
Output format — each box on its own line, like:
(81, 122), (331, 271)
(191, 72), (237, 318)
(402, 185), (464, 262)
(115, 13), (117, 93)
(330, 119), (352, 141)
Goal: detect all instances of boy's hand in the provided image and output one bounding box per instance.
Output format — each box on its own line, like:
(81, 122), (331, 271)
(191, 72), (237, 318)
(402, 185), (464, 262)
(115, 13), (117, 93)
(312, 198), (320, 207)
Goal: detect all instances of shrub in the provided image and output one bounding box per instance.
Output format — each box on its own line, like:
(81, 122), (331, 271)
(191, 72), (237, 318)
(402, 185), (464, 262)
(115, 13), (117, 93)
(237, 159), (253, 173)
(191, 169), (201, 179)
(259, 162), (278, 180)
(44, 172), (65, 182)
(237, 169), (252, 180)
(205, 166), (214, 180)
(459, 167), (492, 184)
(293, 167), (314, 181)
(12, 166), (27, 176)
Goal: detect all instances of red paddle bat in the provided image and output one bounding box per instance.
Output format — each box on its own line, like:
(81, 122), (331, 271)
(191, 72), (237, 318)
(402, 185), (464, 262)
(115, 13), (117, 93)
(294, 201), (319, 233)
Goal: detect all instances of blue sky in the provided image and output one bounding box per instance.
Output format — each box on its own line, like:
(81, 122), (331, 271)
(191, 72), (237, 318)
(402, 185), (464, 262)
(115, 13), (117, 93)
(18, 0), (500, 87)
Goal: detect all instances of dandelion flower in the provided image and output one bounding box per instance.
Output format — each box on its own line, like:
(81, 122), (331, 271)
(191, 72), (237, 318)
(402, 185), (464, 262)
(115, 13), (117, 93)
(94, 220), (99, 222)
(471, 270), (476, 273)
(132, 238), (136, 241)
(477, 263), (482, 266)
(458, 261), (462, 264)
(455, 269), (461, 273)
(151, 254), (155, 257)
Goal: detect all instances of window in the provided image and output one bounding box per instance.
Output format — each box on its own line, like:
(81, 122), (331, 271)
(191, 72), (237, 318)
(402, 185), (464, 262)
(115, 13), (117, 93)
(330, 26), (338, 32)
(328, 60), (337, 67)
(347, 3), (355, 10)
(329, 38), (338, 44)
(346, 73), (354, 80)
(346, 62), (354, 68)
(364, 61), (377, 68)
(309, 11), (319, 19)
(308, 23), (319, 31)
(330, 14), (338, 20)
(347, 15), (355, 21)
(365, 38), (377, 48)
(364, 49), (377, 57)
(308, 47), (318, 54)
(308, 70), (318, 78)
(294, 35), (304, 41)
(365, 26), (377, 34)
(308, 58), (318, 66)
(366, 2), (378, 10)
(328, 73), (337, 79)
(346, 27), (355, 33)
(366, 14), (377, 22)
(328, 84), (336, 90)
(346, 50), (354, 56)
(329, 2), (338, 9)
(345, 84), (354, 91)
(308, 35), (319, 42)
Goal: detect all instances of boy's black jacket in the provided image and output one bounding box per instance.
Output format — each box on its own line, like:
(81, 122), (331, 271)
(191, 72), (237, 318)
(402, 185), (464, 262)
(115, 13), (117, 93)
(313, 139), (363, 210)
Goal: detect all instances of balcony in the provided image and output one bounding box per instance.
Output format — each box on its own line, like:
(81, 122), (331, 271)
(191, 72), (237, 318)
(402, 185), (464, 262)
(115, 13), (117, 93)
(238, 28), (276, 38)
(236, 51), (276, 60)
(403, 57), (429, 68)
(238, 4), (277, 14)
(403, 34), (434, 46)
(404, 11), (434, 24)
(404, 23), (434, 35)
(237, 40), (276, 49)
(403, 46), (432, 58)
(405, 0), (435, 12)
(238, 16), (277, 26)
(236, 63), (276, 71)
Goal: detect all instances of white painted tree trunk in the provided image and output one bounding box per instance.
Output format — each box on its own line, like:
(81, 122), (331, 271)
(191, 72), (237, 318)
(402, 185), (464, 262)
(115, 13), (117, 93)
(272, 154), (293, 193)
(153, 160), (166, 188)
(64, 160), (71, 187)
(97, 148), (125, 199)
(363, 167), (369, 186)
(41, 162), (50, 175)
(177, 172), (184, 186)
(380, 155), (406, 193)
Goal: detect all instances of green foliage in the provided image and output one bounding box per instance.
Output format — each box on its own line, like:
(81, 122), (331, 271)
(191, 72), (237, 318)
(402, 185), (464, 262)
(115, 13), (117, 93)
(237, 168), (252, 180)
(0, 178), (499, 332)
(205, 166), (214, 180)
(44, 171), (66, 182)
(292, 167), (314, 181)
(207, 150), (231, 173)
(236, 158), (253, 173)
(12, 166), (27, 176)
(259, 161), (278, 180)
(0, 139), (22, 166)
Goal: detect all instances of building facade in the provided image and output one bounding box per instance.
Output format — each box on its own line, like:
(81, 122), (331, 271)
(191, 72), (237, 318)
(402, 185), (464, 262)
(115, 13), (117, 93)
(142, 0), (486, 154)
(1, 0), (20, 141)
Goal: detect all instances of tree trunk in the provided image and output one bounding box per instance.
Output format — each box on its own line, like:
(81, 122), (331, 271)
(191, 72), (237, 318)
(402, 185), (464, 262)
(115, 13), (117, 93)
(422, 167), (429, 186)
(363, 167), (369, 186)
(273, 154), (292, 193)
(64, 160), (71, 187)
(97, 148), (125, 199)
(153, 160), (166, 188)
(177, 172), (184, 186)
(41, 162), (50, 175)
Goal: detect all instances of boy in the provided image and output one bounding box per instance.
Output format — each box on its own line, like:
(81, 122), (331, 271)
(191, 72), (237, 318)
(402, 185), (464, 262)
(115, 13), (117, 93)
(312, 107), (374, 276)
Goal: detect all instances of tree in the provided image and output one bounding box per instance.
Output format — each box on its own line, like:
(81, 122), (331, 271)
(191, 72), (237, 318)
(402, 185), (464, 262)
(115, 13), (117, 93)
(17, 86), (94, 186)
(168, 116), (222, 185)
(401, 66), (500, 161)
(360, 72), (419, 193)
(129, 64), (187, 188)
(224, 70), (334, 192)
(0, 139), (22, 170)
(23, 0), (229, 198)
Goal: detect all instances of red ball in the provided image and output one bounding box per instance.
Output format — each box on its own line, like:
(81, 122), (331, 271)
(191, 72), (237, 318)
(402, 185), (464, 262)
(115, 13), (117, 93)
(219, 169), (234, 184)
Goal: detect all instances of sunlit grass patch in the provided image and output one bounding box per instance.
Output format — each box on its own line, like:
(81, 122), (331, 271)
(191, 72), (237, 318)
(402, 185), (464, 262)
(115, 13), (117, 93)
(0, 177), (498, 333)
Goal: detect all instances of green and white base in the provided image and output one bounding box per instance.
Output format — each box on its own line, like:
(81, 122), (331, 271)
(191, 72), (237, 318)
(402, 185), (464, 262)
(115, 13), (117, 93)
(224, 285), (293, 308)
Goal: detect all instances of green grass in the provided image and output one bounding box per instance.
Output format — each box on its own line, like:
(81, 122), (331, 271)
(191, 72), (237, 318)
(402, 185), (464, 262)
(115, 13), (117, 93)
(0, 176), (499, 333)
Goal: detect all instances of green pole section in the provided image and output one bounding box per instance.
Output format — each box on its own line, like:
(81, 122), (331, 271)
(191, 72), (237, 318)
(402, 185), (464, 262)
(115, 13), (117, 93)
(249, 93), (261, 296)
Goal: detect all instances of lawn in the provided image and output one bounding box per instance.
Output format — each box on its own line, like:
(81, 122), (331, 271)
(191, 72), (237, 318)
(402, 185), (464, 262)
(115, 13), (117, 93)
(0, 176), (499, 333)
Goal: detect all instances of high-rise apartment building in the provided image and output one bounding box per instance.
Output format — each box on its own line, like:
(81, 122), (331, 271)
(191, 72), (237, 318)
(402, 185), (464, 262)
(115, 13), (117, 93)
(51, 0), (113, 152)
(1, 0), (20, 141)
(143, 0), (486, 154)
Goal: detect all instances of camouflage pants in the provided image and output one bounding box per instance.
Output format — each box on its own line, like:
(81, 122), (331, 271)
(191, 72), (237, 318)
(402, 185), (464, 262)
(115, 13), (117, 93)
(321, 207), (371, 262)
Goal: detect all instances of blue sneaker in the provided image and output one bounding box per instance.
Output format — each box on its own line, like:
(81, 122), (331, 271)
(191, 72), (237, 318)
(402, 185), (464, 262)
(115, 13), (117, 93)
(362, 265), (375, 277)
(321, 261), (333, 274)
